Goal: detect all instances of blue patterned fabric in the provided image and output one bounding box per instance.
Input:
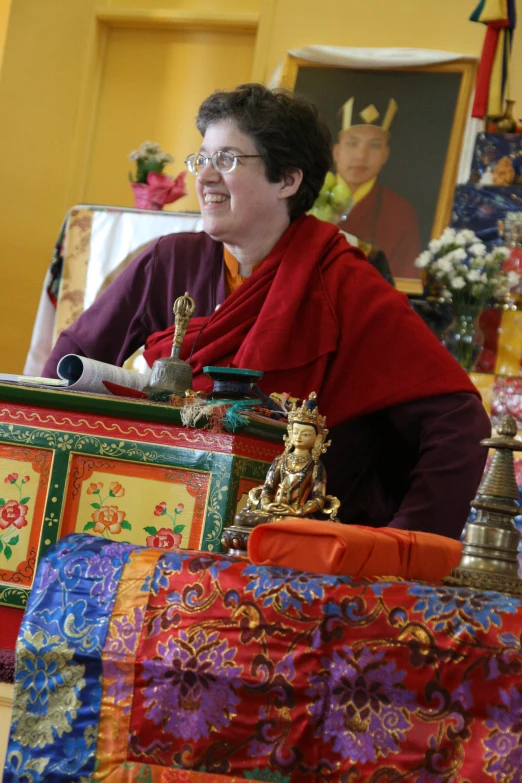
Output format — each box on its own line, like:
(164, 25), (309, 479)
(4, 535), (133, 782)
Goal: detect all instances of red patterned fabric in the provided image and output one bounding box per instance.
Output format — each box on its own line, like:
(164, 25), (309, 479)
(6, 536), (522, 783)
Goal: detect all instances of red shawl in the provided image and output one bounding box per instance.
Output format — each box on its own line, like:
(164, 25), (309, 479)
(144, 215), (477, 427)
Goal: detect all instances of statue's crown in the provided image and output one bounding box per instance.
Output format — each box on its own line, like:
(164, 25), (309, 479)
(288, 392), (326, 433)
(340, 97), (398, 132)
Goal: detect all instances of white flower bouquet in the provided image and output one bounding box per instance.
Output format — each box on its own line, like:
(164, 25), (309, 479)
(415, 227), (520, 370)
(415, 227), (516, 308)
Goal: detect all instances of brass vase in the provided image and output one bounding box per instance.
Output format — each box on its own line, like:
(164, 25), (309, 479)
(495, 100), (517, 134)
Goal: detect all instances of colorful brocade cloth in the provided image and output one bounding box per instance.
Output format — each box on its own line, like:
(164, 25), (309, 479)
(4, 534), (522, 783)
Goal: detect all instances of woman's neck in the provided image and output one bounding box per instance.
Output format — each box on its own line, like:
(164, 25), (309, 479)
(224, 216), (291, 269)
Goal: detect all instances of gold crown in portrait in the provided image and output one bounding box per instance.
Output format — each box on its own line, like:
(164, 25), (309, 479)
(340, 97), (398, 132)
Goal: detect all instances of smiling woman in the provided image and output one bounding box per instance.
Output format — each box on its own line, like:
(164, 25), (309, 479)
(194, 119), (300, 265)
(42, 83), (490, 541)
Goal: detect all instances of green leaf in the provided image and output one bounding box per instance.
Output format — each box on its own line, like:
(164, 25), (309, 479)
(109, 490), (115, 497)
(144, 526), (157, 536)
(0, 540), (3, 552)
(120, 520), (132, 530)
(83, 521), (96, 531)
(4, 546), (12, 560)
(173, 525), (185, 534)
(7, 535), (19, 546)
(161, 508), (168, 515)
(0, 498), (5, 506)
(20, 496), (30, 505)
(91, 503), (101, 509)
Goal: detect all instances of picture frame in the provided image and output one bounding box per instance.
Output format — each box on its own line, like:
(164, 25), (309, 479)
(279, 53), (477, 295)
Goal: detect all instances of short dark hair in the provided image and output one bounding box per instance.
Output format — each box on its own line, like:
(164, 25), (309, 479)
(196, 83), (333, 221)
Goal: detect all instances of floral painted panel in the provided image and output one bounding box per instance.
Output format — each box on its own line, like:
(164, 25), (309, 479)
(0, 445), (53, 593)
(5, 535), (522, 783)
(60, 456), (210, 550)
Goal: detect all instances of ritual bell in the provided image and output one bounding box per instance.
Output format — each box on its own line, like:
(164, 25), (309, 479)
(144, 292), (196, 401)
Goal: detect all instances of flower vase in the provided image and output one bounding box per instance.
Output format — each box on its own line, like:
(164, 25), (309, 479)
(130, 182), (163, 211)
(442, 306), (484, 371)
(130, 171), (188, 211)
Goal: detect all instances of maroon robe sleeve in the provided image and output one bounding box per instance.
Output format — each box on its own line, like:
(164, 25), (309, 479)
(43, 240), (160, 378)
(386, 392), (491, 538)
(42, 233), (225, 378)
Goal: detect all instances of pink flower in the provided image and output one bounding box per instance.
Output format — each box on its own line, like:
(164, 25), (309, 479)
(92, 505), (126, 534)
(109, 481), (125, 497)
(4, 473), (18, 484)
(154, 502), (167, 516)
(175, 503), (184, 514)
(87, 482), (103, 494)
(22, 476), (30, 484)
(146, 528), (182, 549)
(0, 499), (28, 529)
(131, 171), (188, 210)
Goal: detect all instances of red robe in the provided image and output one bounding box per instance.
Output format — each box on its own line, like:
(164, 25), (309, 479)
(145, 214), (476, 429)
(338, 183), (422, 279)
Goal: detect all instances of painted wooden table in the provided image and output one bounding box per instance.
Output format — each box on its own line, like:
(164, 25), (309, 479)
(0, 383), (284, 612)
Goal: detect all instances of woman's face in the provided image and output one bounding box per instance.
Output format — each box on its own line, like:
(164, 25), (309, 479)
(196, 119), (293, 250)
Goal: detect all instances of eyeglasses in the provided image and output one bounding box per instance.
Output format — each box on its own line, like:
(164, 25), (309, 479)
(185, 151), (262, 174)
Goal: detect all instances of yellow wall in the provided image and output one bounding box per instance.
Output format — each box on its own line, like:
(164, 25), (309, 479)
(85, 25), (255, 213)
(257, 0), (519, 92)
(0, 0), (11, 73)
(0, 0), (520, 371)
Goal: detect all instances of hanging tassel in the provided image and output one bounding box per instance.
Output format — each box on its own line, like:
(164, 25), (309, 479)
(470, 0), (516, 119)
(181, 397), (228, 432)
(223, 400), (258, 432)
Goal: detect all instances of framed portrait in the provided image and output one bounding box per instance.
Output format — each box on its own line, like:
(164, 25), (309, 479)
(279, 54), (477, 294)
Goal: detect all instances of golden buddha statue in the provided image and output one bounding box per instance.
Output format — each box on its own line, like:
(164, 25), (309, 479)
(223, 394), (339, 553)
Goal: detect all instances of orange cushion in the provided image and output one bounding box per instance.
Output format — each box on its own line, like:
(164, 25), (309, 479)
(247, 519), (462, 581)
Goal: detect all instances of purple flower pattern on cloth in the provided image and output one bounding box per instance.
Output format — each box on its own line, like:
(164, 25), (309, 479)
(85, 542), (131, 601)
(484, 684), (522, 782)
(307, 645), (416, 763)
(141, 628), (242, 741)
(103, 606), (145, 712)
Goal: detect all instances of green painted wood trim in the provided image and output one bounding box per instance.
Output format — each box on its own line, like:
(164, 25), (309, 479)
(0, 584), (29, 609)
(0, 384), (284, 442)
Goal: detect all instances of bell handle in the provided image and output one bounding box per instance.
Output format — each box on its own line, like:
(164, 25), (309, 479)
(172, 292), (196, 354)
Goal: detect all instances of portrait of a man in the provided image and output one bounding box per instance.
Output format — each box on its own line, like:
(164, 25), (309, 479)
(287, 61), (470, 288)
(333, 97), (422, 279)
